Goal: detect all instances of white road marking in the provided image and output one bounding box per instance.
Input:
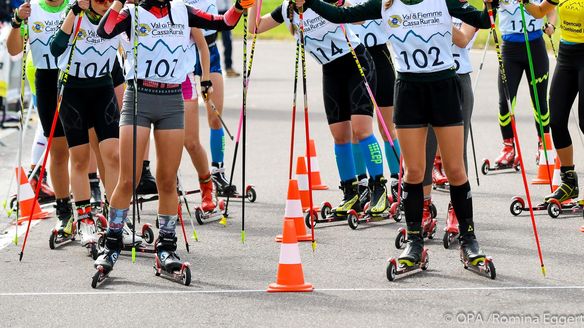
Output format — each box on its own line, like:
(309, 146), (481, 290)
(1, 285), (584, 297)
(0, 220), (41, 250)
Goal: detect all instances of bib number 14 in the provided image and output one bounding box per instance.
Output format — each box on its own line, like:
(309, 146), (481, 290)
(399, 47), (444, 70)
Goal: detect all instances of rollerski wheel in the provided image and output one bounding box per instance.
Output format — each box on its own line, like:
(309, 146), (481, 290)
(320, 202), (332, 220)
(245, 185), (257, 203)
(461, 254), (496, 280)
(91, 265), (111, 288)
(347, 209), (360, 230)
(310, 201), (348, 226)
(481, 159), (489, 175)
(48, 228), (76, 250)
(386, 248), (429, 281)
(429, 203), (437, 219)
(154, 255), (192, 286)
(195, 200), (226, 225)
(141, 224), (155, 244)
(394, 228), (406, 249)
(304, 209), (318, 229)
(547, 199), (562, 218)
(389, 202), (402, 222)
(509, 197), (525, 216)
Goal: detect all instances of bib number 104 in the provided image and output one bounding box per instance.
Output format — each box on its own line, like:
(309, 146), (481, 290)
(399, 47), (443, 70)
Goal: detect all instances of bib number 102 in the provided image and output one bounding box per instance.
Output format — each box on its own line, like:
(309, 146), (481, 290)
(399, 47), (444, 70)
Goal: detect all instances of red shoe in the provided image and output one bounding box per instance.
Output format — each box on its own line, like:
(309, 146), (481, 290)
(495, 138), (516, 166)
(29, 168), (55, 202)
(432, 156), (448, 185)
(421, 198), (437, 238)
(199, 174), (216, 212)
(445, 203), (459, 234)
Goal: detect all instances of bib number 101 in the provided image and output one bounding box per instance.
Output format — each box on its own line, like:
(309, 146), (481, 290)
(399, 47), (444, 70)
(145, 59), (179, 78)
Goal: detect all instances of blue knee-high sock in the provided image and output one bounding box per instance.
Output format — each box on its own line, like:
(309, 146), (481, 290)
(210, 128), (225, 163)
(359, 134), (384, 179)
(352, 143), (367, 178)
(334, 143), (357, 183)
(385, 139), (401, 178)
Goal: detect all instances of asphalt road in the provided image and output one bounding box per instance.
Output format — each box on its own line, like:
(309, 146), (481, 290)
(0, 40), (583, 327)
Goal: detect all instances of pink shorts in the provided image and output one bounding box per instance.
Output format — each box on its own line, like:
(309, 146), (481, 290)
(181, 72), (198, 101)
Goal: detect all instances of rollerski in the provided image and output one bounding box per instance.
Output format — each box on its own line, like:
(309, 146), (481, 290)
(154, 234), (191, 286)
(460, 233), (496, 279)
(136, 160), (158, 195)
(92, 233), (122, 288)
(348, 176), (391, 230)
(481, 138), (520, 175)
(77, 206), (103, 260)
(442, 203), (459, 249)
(432, 156), (449, 191)
(211, 162), (258, 202)
(386, 229), (429, 281)
(395, 199), (437, 248)
(311, 180), (360, 227)
(49, 199), (76, 249)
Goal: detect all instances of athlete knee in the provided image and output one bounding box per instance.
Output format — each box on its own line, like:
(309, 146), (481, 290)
(70, 155), (90, 173)
(442, 162), (467, 185)
(156, 173), (177, 195)
(404, 166), (425, 184)
(184, 138), (203, 154)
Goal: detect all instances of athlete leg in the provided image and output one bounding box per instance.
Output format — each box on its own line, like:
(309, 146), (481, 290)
(154, 129), (184, 215)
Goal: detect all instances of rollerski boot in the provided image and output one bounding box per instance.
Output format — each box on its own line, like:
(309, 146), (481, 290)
(195, 175), (226, 225)
(348, 176), (390, 229)
(386, 226), (429, 281)
(77, 205), (99, 260)
(442, 203), (459, 249)
(481, 138), (520, 175)
(29, 167), (55, 204)
(545, 169), (578, 203)
(136, 160), (158, 195)
(92, 232), (123, 288)
(211, 162), (237, 197)
(460, 233), (496, 279)
(89, 174), (103, 209)
(432, 156), (449, 191)
(330, 180), (360, 217)
(357, 176), (370, 209)
(49, 199), (75, 249)
(395, 199), (436, 248)
(154, 234), (191, 286)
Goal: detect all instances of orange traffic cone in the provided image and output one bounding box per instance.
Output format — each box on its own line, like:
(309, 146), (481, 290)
(15, 167), (51, 224)
(276, 180), (312, 242)
(532, 133), (554, 185)
(296, 156), (310, 211)
(551, 158), (562, 192)
(307, 139), (328, 190)
(268, 219), (313, 293)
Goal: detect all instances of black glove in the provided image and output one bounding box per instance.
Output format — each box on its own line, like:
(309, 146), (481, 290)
(70, 2), (83, 15)
(201, 80), (213, 100)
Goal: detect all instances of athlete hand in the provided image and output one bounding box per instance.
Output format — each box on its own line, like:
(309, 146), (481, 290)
(544, 23), (555, 36)
(237, 0), (255, 9)
(16, 3), (31, 21)
(201, 80), (214, 101)
(78, 0), (90, 10)
(295, 0), (306, 8)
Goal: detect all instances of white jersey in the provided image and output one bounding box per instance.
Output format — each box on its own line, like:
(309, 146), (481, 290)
(451, 18), (476, 74)
(381, 0), (454, 73)
(499, 0), (544, 35)
(0, 25), (11, 97)
(28, 1), (68, 69)
(184, 0), (218, 38)
(349, 0), (388, 48)
(58, 15), (121, 78)
(125, 3), (194, 84)
(281, 0), (361, 65)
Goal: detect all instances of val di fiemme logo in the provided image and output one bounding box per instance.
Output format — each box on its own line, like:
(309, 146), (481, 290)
(397, 11), (443, 27)
(138, 24), (151, 36)
(31, 22), (45, 33)
(76, 28), (87, 40)
(388, 15), (402, 28)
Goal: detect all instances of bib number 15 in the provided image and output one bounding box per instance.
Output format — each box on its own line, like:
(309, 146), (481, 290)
(399, 47), (444, 70)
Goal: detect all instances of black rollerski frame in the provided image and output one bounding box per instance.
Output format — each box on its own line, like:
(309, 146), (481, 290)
(154, 255), (191, 286)
(481, 158), (520, 175)
(386, 248), (429, 281)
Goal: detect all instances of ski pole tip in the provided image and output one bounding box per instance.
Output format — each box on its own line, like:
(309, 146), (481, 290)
(311, 240), (317, 252)
(192, 230), (199, 242)
(18, 252), (23, 262)
(241, 231), (246, 244)
(13, 234), (18, 246)
(541, 265), (547, 277)
(186, 243), (190, 253)
(131, 247), (136, 263)
(219, 216), (227, 226)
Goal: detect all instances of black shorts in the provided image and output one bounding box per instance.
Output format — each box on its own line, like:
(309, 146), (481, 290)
(112, 59), (125, 88)
(322, 45), (376, 125)
(394, 75), (463, 128)
(60, 84), (120, 148)
(367, 44), (395, 107)
(35, 69), (65, 138)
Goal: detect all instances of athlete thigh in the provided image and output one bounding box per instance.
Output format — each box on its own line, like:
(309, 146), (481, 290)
(184, 101), (201, 142)
(118, 125), (151, 181)
(322, 68), (351, 125)
(523, 38), (549, 108)
(549, 64), (578, 128)
(499, 43), (525, 104)
(153, 129), (184, 179)
(90, 86), (120, 142)
(349, 50), (376, 117)
(60, 86), (90, 147)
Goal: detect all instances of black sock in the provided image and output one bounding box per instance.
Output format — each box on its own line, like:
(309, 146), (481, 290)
(561, 165), (575, 173)
(450, 181), (474, 235)
(357, 174), (368, 181)
(88, 172), (99, 187)
(75, 199), (91, 209)
(403, 182), (423, 229)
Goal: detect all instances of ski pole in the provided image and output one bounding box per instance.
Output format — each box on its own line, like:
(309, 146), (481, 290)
(337, 23), (400, 161)
(468, 29), (492, 186)
(20, 13), (84, 261)
(177, 172), (198, 241)
(205, 98), (234, 140)
(222, 1), (263, 242)
(519, 3), (553, 192)
(487, 3), (546, 277)
(131, 3), (139, 263)
(298, 6), (316, 251)
(288, 42), (300, 180)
